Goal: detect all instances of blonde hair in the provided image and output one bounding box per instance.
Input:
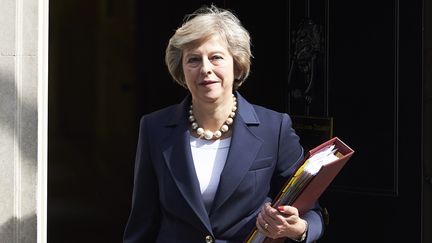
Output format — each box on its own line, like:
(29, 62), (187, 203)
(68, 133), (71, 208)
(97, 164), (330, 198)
(165, 5), (252, 89)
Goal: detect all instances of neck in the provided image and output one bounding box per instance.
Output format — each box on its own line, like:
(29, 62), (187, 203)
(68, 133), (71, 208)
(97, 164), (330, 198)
(192, 96), (233, 131)
(189, 94), (237, 140)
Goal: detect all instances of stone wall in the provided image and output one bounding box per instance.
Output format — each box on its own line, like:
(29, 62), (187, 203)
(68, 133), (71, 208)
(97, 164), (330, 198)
(0, 0), (48, 242)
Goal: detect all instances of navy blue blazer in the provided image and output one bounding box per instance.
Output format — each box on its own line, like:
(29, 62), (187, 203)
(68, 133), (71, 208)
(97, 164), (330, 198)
(123, 92), (324, 243)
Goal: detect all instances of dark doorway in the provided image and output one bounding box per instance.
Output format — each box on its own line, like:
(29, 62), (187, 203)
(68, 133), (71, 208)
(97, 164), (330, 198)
(48, 1), (428, 242)
(48, 0), (139, 242)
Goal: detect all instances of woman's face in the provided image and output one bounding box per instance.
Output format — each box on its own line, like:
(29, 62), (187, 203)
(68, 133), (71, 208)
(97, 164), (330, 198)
(182, 35), (234, 104)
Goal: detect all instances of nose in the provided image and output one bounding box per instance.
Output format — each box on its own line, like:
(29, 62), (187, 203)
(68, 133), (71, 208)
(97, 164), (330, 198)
(200, 59), (212, 75)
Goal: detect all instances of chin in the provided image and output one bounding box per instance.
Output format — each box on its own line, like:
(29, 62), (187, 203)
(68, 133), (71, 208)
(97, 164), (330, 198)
(194, 89), (231, 102)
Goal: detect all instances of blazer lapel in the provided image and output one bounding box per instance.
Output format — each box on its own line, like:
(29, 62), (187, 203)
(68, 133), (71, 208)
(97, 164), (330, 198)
(210, 93), (263, 213)
(161, 97), (212, 233)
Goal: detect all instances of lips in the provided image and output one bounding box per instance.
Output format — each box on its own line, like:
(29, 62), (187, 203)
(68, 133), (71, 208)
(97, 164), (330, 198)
(200, 80), (219, 85)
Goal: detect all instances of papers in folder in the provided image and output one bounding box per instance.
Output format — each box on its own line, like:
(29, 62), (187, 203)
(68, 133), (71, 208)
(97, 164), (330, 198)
(273, 144), (339, 209)
(245, 137), (354, 243)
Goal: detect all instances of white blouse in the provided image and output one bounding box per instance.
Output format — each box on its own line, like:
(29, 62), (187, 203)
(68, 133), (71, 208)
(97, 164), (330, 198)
(190, 134), (231, 211)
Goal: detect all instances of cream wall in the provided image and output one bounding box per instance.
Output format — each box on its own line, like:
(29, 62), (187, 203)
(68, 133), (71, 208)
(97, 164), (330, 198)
(0, 0), (48, 242)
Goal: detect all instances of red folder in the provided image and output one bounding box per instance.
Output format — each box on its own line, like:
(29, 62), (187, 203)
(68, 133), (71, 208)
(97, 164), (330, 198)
(245, 137), (354, 243)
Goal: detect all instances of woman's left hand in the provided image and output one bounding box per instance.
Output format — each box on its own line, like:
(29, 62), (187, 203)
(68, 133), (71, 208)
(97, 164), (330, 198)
(256, 203), (307, 240)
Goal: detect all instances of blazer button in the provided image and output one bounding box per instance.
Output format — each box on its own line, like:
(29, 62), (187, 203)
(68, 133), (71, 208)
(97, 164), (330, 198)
(205, 235), (214, 243)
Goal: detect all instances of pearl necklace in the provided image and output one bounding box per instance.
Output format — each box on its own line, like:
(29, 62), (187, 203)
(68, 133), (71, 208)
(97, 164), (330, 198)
(189, 95), (237, 140)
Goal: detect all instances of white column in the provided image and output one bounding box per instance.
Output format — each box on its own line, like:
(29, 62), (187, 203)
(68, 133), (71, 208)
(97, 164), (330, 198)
(0, 0), (48, 242)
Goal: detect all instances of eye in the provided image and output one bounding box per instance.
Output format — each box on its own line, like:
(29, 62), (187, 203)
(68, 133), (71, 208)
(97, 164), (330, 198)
(211, 55), (224, 61)
(186, 57), (201, 63)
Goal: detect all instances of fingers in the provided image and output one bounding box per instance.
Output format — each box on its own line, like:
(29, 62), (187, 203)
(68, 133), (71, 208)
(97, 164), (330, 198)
(262, 204), (303, 229)
(278, 205), (300, 224)
(258, 204), (286, 232)
(257, 209), (272, 230)
(256, 204), (306, 240)
(259, 204), (301, 225)
(256, 213), (271, 235)
(262, 204), (294, 226)
(277, 205), (299, 216)
(258, 204), (279, 230)
(256, 204), (289, 239)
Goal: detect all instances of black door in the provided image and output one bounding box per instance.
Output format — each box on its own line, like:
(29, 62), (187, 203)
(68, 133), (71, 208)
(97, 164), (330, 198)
(136, 0), (424, 242)
(224, 1), (423, 242)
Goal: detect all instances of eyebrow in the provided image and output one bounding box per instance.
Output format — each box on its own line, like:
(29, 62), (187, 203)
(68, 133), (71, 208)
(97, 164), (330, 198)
(184, 50), (227, 57)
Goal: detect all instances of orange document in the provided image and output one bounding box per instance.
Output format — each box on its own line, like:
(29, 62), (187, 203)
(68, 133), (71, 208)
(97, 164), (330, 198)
(245, 137), (354, 243)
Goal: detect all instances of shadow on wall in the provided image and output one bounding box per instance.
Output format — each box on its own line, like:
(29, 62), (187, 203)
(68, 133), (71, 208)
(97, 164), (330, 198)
(0, 64), (38, 165)
(0, 60), (39, 242)
(0, 214), (37, 242)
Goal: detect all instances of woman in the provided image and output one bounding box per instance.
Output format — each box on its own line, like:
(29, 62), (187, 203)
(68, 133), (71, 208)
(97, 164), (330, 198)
(123, 5), (324, 243)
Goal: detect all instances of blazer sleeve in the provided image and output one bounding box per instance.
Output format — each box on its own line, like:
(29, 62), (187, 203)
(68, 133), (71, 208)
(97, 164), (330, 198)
(123, 116), (161, 243)
(275, 114), (324, 243)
